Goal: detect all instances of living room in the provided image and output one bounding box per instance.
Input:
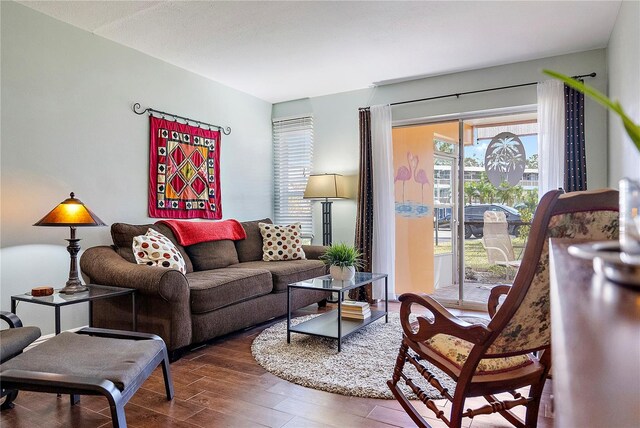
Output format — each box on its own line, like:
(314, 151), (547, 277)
(1, 1), (639, 427)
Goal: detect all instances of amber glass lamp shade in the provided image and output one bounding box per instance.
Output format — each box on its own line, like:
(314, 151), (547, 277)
(34, 192), (106, 294)
(34, 192), (105, 227)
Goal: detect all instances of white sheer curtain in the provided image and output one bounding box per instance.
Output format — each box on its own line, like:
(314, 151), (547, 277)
(370, 104), (395, 300)
(538, 80), (565, 197)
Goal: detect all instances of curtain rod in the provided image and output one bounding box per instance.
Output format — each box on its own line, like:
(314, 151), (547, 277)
(132, 103), (231, 135)
(359, 72), (596, 110)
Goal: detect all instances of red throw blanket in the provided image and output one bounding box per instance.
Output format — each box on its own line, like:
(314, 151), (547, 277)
(157, 219), (247, 246)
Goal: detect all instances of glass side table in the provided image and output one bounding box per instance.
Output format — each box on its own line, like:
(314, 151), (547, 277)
(11, 284), (136, 335)
(287, 272), (388, 352)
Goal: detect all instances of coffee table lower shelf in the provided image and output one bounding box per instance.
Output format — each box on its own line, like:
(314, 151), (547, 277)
(288, 309), (387, 351)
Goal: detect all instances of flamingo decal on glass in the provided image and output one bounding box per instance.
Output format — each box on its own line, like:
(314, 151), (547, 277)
(395, 151), (431, 219)
(412, 155), (430, 203)
(394, 152), (413, 202)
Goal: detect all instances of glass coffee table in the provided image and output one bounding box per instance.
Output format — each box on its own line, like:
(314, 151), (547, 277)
(287, 272), (388, 352)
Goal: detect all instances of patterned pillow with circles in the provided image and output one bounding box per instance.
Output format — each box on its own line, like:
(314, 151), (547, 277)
(132, 228), (187, 274)
(259, 222), (306, 261)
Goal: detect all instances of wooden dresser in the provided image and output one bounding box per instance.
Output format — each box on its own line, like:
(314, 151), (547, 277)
(549, 239), (640, 428)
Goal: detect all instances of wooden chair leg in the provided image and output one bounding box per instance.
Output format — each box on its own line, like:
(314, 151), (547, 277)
(449, 388), (467, 428)
(387, 380), (433, 428)
(524, 380), (546, 427)
(387, 342), (434, 428)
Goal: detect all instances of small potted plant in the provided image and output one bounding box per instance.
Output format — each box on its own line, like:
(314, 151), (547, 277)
(320, 243), (364, 281)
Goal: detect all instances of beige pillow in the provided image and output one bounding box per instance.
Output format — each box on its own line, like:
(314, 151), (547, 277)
(132, 228), (187, 274)
(258, 222), (306, 261)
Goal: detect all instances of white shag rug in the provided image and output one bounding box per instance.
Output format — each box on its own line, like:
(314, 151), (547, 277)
(251, 312), (456, 399)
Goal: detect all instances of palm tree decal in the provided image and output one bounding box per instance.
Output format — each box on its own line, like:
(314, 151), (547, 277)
(484, 132), (526, 187)
(486, 136), (522, 172)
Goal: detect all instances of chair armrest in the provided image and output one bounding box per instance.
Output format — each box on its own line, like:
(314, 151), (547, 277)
(0, 311), (23, 328)
(302, 245), (328, 260)
(80, 246), (189, 302)
(487, 285), (511, 318)
(398, 293), (491, 345)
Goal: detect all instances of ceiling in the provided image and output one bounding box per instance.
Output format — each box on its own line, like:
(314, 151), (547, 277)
(21, 1), (621, 103)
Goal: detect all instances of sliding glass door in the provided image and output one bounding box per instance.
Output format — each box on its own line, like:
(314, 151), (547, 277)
(393, 111), (539, 309)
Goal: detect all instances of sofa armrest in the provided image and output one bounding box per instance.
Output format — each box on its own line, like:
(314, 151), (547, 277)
(80, 246), (189, 303)
(303, 245), (328, 260)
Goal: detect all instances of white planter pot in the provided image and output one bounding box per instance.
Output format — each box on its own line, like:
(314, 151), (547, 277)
(330, 265), (356, 281)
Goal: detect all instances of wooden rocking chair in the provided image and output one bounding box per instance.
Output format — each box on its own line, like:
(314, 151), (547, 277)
(388, 189), (619, 428)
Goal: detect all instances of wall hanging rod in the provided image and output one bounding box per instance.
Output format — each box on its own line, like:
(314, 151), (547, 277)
(359, 72), (596, 110)
(132, 103), (231, 135)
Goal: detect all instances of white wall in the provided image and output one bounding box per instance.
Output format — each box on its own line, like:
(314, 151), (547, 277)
(274, 50), (609, 245)
(0, 2), (273, 334)
(607, 0), (640, 184)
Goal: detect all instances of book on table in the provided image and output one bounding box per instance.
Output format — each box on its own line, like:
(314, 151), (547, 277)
(341, 310), (371, 320)
(341, 300), (370, 310)
(341, 300), (372, 319)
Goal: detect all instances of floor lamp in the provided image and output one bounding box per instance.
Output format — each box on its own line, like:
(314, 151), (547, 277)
(303, 173), (348, 246)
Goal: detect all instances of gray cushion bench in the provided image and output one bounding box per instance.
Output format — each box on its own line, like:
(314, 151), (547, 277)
(0, 327), (173, 428)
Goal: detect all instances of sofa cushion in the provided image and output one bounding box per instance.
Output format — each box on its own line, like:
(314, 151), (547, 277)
(259, 223), (306, 261)
(230, 260), (326, 293)
(186, 268), (273, 314)
(235, 218), (272, 263)
(111, 223), (193, 273)
(133, 228), (187, 274)
(185, 240), (239, 271)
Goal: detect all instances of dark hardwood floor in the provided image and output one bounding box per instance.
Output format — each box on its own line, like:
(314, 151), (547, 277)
(0, 302), (553, 427)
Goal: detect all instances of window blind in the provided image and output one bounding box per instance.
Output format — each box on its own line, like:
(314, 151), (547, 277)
(272, 116), (314, 237)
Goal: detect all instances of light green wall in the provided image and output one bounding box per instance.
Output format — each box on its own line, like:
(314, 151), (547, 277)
(607, 0), (640, 183)
(0, 2), (273, 333)
(274, 50), (609, 245)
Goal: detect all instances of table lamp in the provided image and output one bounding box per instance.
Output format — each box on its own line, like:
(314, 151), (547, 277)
(34, 192), (106, 294)
(303, 174), (348, 245)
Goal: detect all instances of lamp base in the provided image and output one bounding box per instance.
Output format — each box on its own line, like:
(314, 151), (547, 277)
(59, 281), (88, 294)
(60, 228), (87, 294)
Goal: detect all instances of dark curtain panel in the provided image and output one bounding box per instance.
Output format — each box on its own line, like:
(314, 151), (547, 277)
(564, 83), (587, 192)
(352, 108), (374, 302)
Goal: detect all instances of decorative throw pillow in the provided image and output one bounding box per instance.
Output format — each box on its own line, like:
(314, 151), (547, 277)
(132, 228), (187, 274)
(259, 222), (306, 261)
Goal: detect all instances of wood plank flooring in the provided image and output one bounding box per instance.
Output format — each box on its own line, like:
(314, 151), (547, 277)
(0, 302), (553, 428)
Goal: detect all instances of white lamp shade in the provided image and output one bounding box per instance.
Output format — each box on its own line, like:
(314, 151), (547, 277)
(303, 174), (348, 199)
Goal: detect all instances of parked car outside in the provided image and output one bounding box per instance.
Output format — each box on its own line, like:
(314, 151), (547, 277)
(437, 204), (522, 238)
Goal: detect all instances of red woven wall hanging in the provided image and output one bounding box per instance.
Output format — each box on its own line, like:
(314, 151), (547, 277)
(148, 116), (222, 219)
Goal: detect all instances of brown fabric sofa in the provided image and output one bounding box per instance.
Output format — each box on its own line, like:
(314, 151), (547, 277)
(80, 218), (327, 359)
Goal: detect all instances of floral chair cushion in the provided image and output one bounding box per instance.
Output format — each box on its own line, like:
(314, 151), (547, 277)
(487, 210), (618, 355)
(418, 317), (533, 375)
